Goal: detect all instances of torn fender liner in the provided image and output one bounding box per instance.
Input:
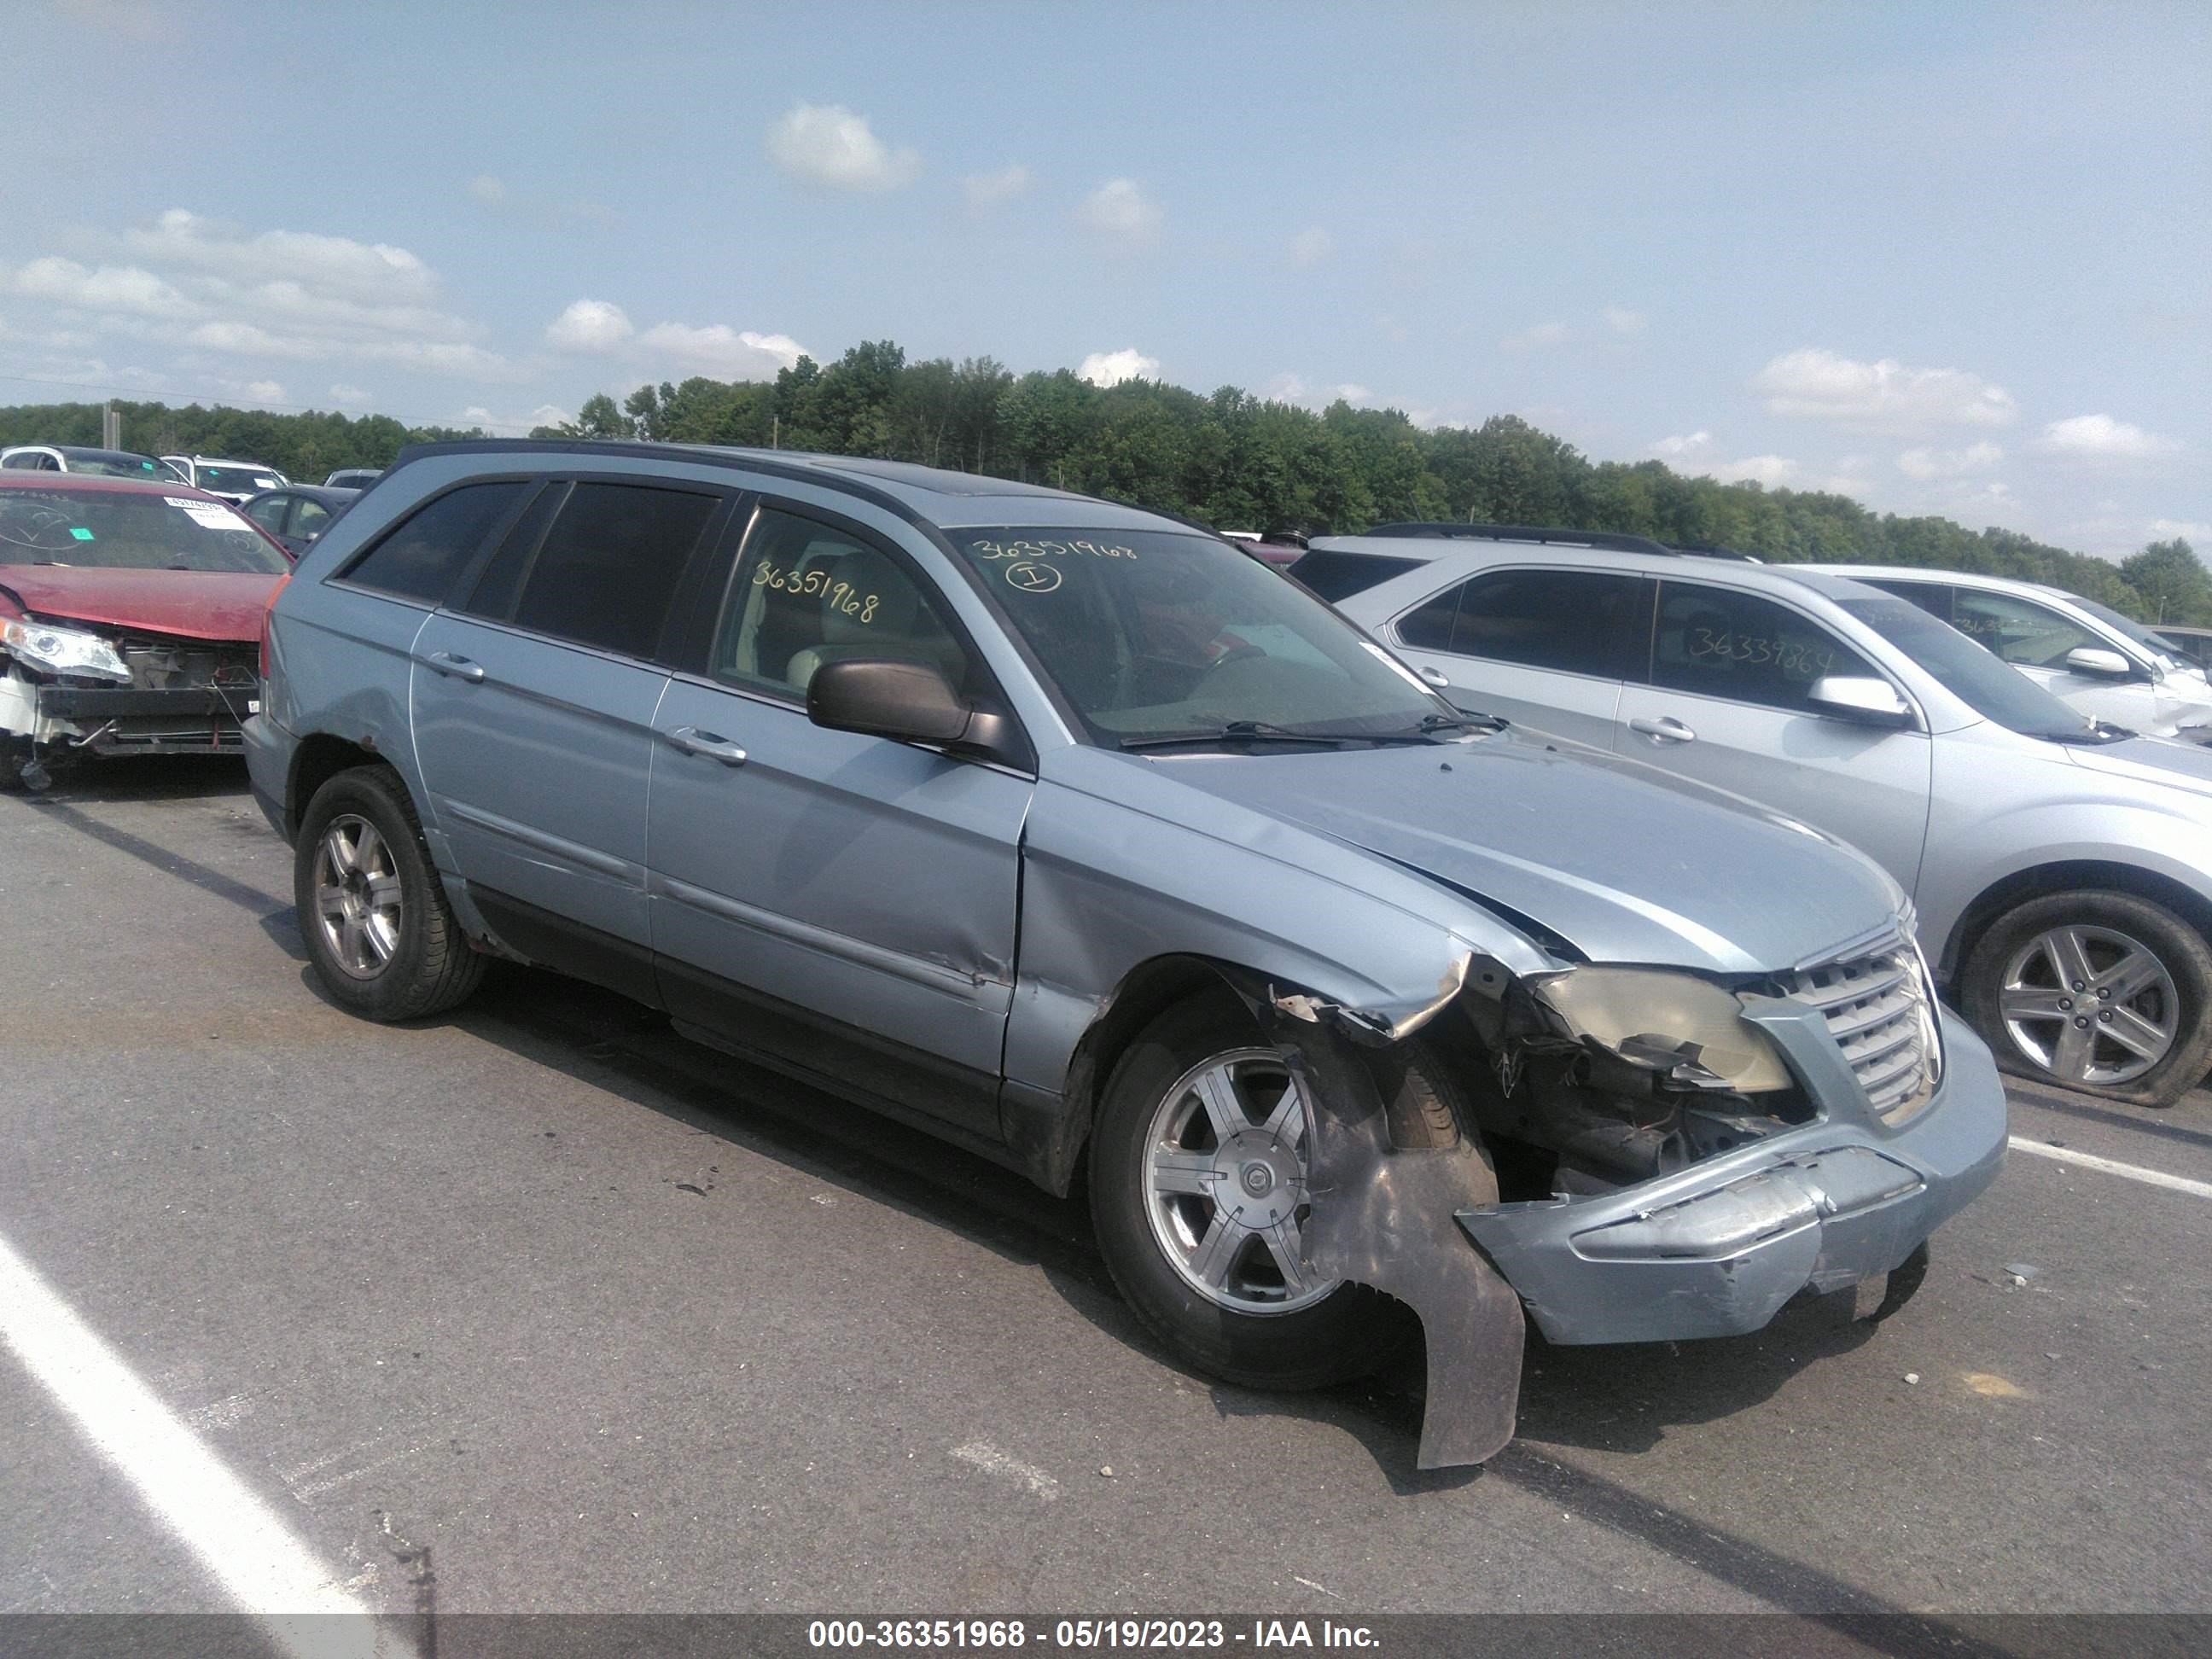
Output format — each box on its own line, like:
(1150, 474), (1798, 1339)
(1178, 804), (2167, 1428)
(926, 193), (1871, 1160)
(1249, 988), (1526, 1470)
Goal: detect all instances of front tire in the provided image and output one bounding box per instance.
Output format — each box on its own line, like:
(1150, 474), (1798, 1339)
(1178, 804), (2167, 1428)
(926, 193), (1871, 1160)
(1087, 995), (1420, 1390)
(294, 765), (485, 1022)
(1962, 889), (2212, 1107)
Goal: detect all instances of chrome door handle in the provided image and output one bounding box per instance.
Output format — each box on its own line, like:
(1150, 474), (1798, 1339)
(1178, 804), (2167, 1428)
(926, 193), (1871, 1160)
(423, 651), (485, 684)
(1418, 666), (1451, 688)
(1629, 716), (1697, 745)
(665, 725), (748, 766)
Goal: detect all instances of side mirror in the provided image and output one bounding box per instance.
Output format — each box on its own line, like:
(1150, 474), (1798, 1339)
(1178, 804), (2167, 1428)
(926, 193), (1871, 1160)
(806, 658), (980, 748)
(2064, 645), (2133, 679)
(1807, 674), (1914, 729)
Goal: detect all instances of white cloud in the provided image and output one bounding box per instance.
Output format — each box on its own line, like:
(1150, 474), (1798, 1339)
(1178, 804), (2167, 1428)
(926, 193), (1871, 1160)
(1502, 321), (1570, 352)
(1752, 346), (2017, 430)
(468, 175), (507, 206)
(546, 298), (635, 353)
(1651, 430), (1712, 457)
(1289, 226), (1334, 267)
(328, 382), (372, 407)
(7, 257), (194, 318)
(1700, 455), (1798, 487)
(1078, 179), (1161, 243)
(2147, 518), (2210, 542)
(963, 164), (1032, 210)
(765, 103), (921, 191)
(1264, 372), (1372, 409)
(1079, 348), (1160, 387)
(1603, 306), (1645, 335)
(2037, 413), (2180, 461)
(242, 379), (285, 402)
(635, 322), (808, 379)
(1896, 440), (2005, 480)
(124, 209), (437, 305)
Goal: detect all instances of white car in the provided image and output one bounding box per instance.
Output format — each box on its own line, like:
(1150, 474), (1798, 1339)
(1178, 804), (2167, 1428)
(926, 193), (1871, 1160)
(159, 455), (288, 504)
(2, 445), (188, 482)
(1802, 565), (2212, 742)
(1308, 527), (2212, 1104)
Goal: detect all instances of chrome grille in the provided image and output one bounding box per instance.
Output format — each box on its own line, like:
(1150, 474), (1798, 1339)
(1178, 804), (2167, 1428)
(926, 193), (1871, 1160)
(1784, 940), (1941, 1121)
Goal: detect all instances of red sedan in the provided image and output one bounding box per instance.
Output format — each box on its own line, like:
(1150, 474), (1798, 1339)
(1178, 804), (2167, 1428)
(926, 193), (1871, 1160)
(0, 472), (290, 790)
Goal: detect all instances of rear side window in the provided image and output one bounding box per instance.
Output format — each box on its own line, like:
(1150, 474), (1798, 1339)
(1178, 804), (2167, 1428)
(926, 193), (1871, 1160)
(1866, 580), (1953, 624)
(1653, 582), (1877, 713)
(1286, 550), (1425, 602)
(341, 480), (527, 603)
(506, 481), (719, 659)
(1405, 568), (1652, 680)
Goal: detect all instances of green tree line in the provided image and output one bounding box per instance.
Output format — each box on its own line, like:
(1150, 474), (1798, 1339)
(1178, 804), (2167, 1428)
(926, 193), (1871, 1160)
(7, 341), (2204, 622)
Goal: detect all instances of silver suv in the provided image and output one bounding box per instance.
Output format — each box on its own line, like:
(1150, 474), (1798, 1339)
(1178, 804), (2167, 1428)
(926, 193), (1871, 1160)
(248, 444), (2005, 1465)
(1314, 530), (2212, 1105)
(1802, 564), (2212, 742)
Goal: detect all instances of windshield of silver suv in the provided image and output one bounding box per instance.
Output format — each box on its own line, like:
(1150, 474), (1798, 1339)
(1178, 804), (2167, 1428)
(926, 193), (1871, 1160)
(948, 526), (1452, 746)
(1838, 593), (2110, 742)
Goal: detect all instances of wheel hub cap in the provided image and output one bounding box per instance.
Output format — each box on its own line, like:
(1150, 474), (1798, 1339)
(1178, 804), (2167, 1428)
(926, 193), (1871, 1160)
(1997, 923), (2179, 1086)
(311, 813), (404, 981)
(1139, 1049), (1336, 1316)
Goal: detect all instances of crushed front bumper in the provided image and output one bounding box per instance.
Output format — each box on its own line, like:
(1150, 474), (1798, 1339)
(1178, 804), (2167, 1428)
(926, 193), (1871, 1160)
(6, 683), (259, 756)
(1458, 1004), (2008, 1345)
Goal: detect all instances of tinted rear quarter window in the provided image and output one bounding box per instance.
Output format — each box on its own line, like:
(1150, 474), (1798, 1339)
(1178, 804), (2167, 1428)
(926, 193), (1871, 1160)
(1287, 549), (1426, 602)
(1867, 579), (1954, 624)
(341, 480), (528, 603)
(1440, 568), (1652, 679)
(507, 481), (719, 659)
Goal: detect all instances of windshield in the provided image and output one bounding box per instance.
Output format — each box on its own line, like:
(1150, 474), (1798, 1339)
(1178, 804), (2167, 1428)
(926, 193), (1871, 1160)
(1839, 595), (2102, 742)
(193, 463), (285, 496)
(0, 489), (291, 574)
(946, 527), (1452, 746)
(61, 451), (178, 480)
(2064, 593), (2186, 673)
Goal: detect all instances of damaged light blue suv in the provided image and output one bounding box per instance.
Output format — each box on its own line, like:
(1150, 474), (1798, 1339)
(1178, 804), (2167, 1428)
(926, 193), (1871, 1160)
(247, 442), (2007, 1466)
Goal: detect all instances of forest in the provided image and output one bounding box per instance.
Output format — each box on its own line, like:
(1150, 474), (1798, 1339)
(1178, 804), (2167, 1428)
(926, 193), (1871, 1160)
(6, 338), (2203, 624)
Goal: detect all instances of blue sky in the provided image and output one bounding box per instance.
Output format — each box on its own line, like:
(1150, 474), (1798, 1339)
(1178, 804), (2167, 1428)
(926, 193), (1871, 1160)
(3, 1), (2204, 557)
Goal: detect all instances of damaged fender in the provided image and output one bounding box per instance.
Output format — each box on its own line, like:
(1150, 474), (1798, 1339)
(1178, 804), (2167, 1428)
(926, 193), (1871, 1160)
(1226, 963), (1529, 1470)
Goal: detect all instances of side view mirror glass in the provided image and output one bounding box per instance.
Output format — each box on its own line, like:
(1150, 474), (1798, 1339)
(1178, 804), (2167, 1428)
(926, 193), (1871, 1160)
(806, 657), (977, 748)
(2064, 645), (2133, 679)
(1807, 674), (1914, 728)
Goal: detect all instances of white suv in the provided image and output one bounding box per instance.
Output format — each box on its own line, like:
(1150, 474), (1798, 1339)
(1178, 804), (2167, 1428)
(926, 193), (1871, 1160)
(159, 455), (288, 503)
(1803, 565), (2212, 742)
(1308, 528), (2212, 1104)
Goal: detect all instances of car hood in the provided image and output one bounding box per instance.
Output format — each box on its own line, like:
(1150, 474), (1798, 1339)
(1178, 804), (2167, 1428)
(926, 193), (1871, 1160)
(1133, 732), (1906, 975)
(0, 563), (282, 643)
(2067, 733), (2212, 802)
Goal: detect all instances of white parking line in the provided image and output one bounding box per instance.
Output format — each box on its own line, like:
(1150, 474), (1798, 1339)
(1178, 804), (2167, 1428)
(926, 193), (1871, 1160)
(2007, 1136), (2212, 1200)
(0, 1231), (412, 1657)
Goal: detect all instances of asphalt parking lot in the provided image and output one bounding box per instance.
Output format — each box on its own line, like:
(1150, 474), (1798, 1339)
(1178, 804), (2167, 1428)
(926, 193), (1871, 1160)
(3, 758), (2209, 1627)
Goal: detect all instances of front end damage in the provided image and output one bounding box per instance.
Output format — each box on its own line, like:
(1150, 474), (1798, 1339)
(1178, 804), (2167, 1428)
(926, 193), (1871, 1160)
(1239, 929), (2008, 1470)
(2, 619), (259, 787)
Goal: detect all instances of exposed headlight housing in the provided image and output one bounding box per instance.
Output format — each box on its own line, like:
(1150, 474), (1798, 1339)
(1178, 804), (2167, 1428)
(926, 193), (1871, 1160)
(2, 619), (131, 683)
(1534, 967), (1793, 1092)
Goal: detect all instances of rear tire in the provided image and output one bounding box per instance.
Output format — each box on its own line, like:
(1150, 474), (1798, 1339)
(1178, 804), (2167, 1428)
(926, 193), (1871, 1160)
(1088, 993), (1451, 1390)
(294, 764), (485, 1022)
(1961, 889), (2212, 1107)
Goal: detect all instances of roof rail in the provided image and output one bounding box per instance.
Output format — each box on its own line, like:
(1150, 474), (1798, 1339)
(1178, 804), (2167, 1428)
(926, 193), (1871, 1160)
(1358, 522), (1678, 555)
(1664, 541), (1763, 563)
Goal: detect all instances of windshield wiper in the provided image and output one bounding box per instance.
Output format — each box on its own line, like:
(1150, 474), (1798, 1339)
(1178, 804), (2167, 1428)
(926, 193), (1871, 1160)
(1120, 720), (1365, 752)
(1406, 710), (1508, 735)
(2051, 720), (2135, 746)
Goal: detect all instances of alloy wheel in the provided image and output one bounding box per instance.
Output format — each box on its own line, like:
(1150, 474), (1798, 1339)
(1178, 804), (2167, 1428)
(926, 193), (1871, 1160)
(1139, 1048), (1336, 1315)
(311, 812), (404, 980)
(1998, 923), (2179, 1086)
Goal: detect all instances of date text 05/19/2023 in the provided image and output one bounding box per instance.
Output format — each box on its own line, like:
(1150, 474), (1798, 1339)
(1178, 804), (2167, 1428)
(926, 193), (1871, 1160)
(806, 1618), (1381, 1650)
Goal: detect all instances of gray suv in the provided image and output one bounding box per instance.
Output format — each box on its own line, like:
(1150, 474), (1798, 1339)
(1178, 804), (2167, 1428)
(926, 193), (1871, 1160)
(248, 443), (2005, 1466)
(1314, 529), (2212, 1105)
